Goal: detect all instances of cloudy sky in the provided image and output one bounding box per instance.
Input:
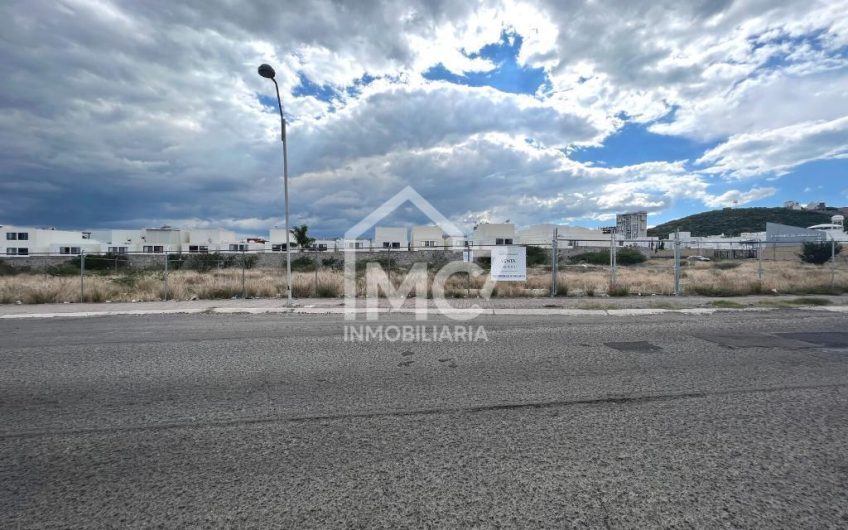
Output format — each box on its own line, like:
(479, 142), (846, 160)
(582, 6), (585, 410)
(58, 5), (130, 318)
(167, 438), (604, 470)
(2, 0), (847, 236)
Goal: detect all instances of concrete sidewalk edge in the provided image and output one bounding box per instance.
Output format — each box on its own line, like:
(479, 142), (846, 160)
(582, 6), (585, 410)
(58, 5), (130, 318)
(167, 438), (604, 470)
(2, 305), (848, 319)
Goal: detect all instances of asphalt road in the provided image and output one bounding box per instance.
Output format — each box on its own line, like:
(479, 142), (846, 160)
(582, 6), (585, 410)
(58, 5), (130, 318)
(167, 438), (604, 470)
(1, 310), (847, 528)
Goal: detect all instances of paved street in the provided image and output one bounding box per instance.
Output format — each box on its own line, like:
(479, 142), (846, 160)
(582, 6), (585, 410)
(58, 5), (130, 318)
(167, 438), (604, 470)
(2, 310), (847, 528)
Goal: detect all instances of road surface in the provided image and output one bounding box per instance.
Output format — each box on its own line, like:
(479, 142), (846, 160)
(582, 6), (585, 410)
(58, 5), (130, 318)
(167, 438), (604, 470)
(2, 310), (847, 528)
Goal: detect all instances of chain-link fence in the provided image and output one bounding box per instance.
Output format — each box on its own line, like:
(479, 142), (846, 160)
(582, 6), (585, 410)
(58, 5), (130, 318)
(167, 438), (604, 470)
(1, 239), (846, 303)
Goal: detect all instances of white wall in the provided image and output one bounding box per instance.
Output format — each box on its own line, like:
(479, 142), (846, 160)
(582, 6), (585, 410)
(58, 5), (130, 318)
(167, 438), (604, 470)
(374, 227), (408, 249)
(410, 226), (444, 249)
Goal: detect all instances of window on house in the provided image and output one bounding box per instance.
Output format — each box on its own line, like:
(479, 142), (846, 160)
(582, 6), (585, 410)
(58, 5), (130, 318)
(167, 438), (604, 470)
(316, 244), (328, 251)
(6, 232), (17, 240)
(188, 245), (208, 253)
(382, 242), (390, 248)
(108, 247), (128, 254)
(272, 244), (286, 251)
(18, 232), (28, 240)
(6, 248), (29, 256)
(496, 238), (504, 245)
(59, 247), (80, 255)
(391, 242), (400, 249)
(423, 240), (437, 247)
(143, 245), (164, 253)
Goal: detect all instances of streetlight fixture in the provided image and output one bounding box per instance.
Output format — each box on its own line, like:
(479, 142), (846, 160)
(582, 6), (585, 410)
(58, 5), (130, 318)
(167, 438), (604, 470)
(258, 63), (293, 305)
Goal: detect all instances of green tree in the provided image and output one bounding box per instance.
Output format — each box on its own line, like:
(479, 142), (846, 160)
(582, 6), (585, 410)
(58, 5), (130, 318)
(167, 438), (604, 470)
(292, 225), (315, 250)
(799, 241), (842, 265)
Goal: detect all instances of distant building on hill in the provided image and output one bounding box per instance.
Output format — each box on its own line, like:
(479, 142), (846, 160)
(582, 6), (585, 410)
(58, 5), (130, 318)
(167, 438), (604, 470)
(616, 211), (648, 240)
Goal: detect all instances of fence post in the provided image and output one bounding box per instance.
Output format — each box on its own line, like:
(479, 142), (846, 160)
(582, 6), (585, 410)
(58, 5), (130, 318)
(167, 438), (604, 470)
(163, 251), (168, 301)
(314, 253), (319, 296)
(80, 250), (85, 303)
(550, 228), (558, 296)
(757, 240), (764, 282)
(609, 230), (617, 289)
(832, 239), (836, 290)
(241, 247), (246, 299)
(673, 228), (681, 296)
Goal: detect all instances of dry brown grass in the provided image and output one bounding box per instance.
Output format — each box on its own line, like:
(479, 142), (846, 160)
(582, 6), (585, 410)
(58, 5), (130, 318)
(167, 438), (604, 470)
(1, 258), (846, 304)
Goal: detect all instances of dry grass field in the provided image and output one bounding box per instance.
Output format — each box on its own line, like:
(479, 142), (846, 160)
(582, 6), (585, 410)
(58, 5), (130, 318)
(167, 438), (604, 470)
(1, 259), (847, 304)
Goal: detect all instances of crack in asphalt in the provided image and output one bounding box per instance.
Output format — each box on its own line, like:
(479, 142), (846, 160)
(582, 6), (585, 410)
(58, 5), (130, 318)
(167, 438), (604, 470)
(2, 382), (844, 441)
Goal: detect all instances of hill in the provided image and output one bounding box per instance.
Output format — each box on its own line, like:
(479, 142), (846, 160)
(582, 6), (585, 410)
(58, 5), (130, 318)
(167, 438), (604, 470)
(647, 207), (838, 238)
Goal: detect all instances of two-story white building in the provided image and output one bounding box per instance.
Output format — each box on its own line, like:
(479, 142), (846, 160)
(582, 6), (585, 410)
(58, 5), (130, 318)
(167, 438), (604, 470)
(374, 227), (408, 249)
(2, 225), (102, 256)
(410, 225), (445, 250)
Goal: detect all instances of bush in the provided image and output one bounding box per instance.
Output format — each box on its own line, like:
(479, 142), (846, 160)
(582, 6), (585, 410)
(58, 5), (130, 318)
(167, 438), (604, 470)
(291, 256), (317, 272)
(607, 284), (630, 297)
(0, 259), (25, 276)
(799, 241), (841, 264)
(525, 245), (549, 266)
(713, 261), (741, 270)
(68, 253), (130, 272)
(570, 248), (646, 266)
(180, 252), (240, 272)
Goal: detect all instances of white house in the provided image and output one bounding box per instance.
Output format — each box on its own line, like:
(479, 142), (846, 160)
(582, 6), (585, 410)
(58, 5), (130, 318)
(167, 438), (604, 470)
(469, 223), (515, 248)
(807, 215), (848, 242)
(268, 227), (297, 251)
(183, 228), (237, 253)
(410, 225), (444, 250)
(374, 227), (408, 249)
(89, 229), (144, 253)
(137, 226), (184, 253)
(2, 225), (101, 256)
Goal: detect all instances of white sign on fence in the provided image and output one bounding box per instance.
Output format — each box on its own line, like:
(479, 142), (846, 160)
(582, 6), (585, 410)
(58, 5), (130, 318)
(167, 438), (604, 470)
(463, 249), (474, 263)
(490, 246), (526, 281)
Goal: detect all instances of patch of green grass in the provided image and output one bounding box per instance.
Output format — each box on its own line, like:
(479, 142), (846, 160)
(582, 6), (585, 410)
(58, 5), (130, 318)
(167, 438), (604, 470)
(576, 303), (616, 310)
(789, 297), (833, 306)
(709, 300), (746, 309)
(757, 296), (835, 308)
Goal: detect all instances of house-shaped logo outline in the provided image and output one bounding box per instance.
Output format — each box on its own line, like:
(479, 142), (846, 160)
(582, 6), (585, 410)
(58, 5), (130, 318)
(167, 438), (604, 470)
(343, 186), (465, 319)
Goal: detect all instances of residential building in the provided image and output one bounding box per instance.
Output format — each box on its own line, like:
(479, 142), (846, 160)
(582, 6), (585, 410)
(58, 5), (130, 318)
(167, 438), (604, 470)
(616, 211), (648, 240)
(374, 227), (408, 249)
(2, 225), (100, 256)
(183, 228), (237, 253)
(410, 225), (444, 249)
(469, 223), (515, 247)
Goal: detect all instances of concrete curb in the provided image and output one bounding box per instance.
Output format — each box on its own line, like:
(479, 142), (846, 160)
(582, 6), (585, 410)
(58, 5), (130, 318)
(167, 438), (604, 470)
(2, 304), (847, 319)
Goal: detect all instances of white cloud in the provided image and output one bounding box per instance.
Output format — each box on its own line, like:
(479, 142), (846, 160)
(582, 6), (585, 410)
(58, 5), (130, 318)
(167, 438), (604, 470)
(697, 116), (848, 178)
(1, 0), (847, 234)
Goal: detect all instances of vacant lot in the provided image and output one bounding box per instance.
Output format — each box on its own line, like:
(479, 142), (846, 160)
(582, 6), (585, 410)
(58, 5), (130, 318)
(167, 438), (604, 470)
(2, 257), (847, 304)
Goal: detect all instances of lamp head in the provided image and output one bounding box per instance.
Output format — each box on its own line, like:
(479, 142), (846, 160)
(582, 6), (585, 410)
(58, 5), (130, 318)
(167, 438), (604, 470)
(258, 64), (276, 79)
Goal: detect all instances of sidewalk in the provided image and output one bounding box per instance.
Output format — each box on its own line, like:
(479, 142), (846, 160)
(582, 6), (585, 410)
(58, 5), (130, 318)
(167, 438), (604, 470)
(2, 294), (848, 319)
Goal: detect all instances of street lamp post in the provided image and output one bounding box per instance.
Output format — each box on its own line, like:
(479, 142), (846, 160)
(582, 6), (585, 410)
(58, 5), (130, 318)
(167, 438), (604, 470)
(258, 63), (293, 305)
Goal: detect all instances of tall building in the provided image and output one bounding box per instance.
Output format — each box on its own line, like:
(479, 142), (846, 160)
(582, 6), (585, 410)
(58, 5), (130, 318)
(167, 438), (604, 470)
(616, 211), (648, 240)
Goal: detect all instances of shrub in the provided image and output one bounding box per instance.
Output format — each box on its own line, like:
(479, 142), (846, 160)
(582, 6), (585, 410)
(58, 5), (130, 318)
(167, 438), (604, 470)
(68, 253), (130, 272)
(291, 256), (317, 272)
(570, 248), (646, 266)
(181, 252), (239, 272)
(607, 284), (630, 297)
(525, 245), (549, 266)
(799, 241), (842, 265)
(713, 261), (741, 270)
